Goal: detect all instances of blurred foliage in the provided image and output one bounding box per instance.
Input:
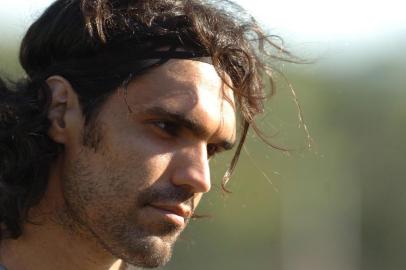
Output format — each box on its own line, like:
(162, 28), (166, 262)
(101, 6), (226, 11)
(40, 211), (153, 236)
(1, 32), (406, 270)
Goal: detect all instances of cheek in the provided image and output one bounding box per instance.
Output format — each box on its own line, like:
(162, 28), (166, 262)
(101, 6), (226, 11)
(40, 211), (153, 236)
(66, 115), (174, 204)
(99, 125), (174, 184)
(63, 148), (172, 224)
(93, 137), (173, 197)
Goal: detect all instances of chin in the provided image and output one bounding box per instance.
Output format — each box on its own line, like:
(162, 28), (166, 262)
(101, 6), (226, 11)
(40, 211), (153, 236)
(121, 235), (175, 268)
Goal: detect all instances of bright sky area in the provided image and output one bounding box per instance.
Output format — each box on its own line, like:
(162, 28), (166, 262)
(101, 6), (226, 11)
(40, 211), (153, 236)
(1, 0), (406, 56)
(2, 0), (406, 39)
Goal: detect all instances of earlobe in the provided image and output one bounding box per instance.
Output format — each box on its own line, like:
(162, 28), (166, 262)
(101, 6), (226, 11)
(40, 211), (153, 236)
(46, 76), (81, 144)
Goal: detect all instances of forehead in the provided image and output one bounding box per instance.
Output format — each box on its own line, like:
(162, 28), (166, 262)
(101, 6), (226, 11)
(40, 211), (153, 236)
(130, 59), (233, 106)
(119, 59), (236, 138)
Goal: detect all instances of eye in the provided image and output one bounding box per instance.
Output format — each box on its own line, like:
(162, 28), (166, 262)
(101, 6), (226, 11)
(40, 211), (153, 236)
(207, 143), (219, 158)
(153, 120), (181, 137)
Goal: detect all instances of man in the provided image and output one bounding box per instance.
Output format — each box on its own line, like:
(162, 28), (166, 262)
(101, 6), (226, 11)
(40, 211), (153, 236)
(0, 0), (290, 269)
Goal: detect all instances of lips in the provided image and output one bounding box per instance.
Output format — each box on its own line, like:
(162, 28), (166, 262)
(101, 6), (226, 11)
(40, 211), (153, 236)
(148, 203), (192, 219)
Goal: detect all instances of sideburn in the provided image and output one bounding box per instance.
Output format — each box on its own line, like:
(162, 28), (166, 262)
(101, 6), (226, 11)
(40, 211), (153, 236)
(82, 117), (104, 152)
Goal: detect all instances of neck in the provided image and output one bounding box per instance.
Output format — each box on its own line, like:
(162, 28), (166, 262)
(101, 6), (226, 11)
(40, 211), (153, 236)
(0, 202), (128, 270)
(0, 159), (124, 270)
(0, 222), (123, 270)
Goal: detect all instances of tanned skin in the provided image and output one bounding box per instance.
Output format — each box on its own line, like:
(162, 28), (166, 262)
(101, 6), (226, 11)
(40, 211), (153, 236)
(0, 60), (236, 270)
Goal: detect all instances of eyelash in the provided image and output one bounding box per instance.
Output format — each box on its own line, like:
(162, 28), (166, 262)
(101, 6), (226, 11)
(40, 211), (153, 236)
(152, 120), (221, 158)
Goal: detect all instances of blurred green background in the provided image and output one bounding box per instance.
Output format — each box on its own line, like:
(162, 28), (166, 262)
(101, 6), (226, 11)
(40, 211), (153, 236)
(1, 1), (406, 269)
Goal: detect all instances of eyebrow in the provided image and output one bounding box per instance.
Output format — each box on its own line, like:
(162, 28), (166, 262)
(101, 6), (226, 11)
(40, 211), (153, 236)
(142, 106), (235, 150)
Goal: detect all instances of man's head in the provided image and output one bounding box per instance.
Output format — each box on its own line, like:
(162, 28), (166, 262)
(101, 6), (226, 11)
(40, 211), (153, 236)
(46, 59), (236, 267)
(0, 0), (287, 267)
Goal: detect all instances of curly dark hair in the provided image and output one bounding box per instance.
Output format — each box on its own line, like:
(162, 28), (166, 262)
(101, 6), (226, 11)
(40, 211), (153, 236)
(0, 0), (293, 240)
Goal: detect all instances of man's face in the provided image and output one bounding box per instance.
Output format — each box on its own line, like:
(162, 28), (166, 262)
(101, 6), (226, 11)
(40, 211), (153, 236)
(58, 59), (236, 267)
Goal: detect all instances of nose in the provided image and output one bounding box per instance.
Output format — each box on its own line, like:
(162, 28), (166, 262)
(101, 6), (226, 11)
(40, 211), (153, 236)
(171, 143), (211, 194)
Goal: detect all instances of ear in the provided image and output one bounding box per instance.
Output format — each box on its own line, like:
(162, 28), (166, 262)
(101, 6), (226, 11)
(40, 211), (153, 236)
(46, 76), (83, 144)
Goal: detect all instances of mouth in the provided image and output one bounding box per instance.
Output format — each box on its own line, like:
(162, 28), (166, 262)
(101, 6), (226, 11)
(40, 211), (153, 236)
(147, 203), (192, 227)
